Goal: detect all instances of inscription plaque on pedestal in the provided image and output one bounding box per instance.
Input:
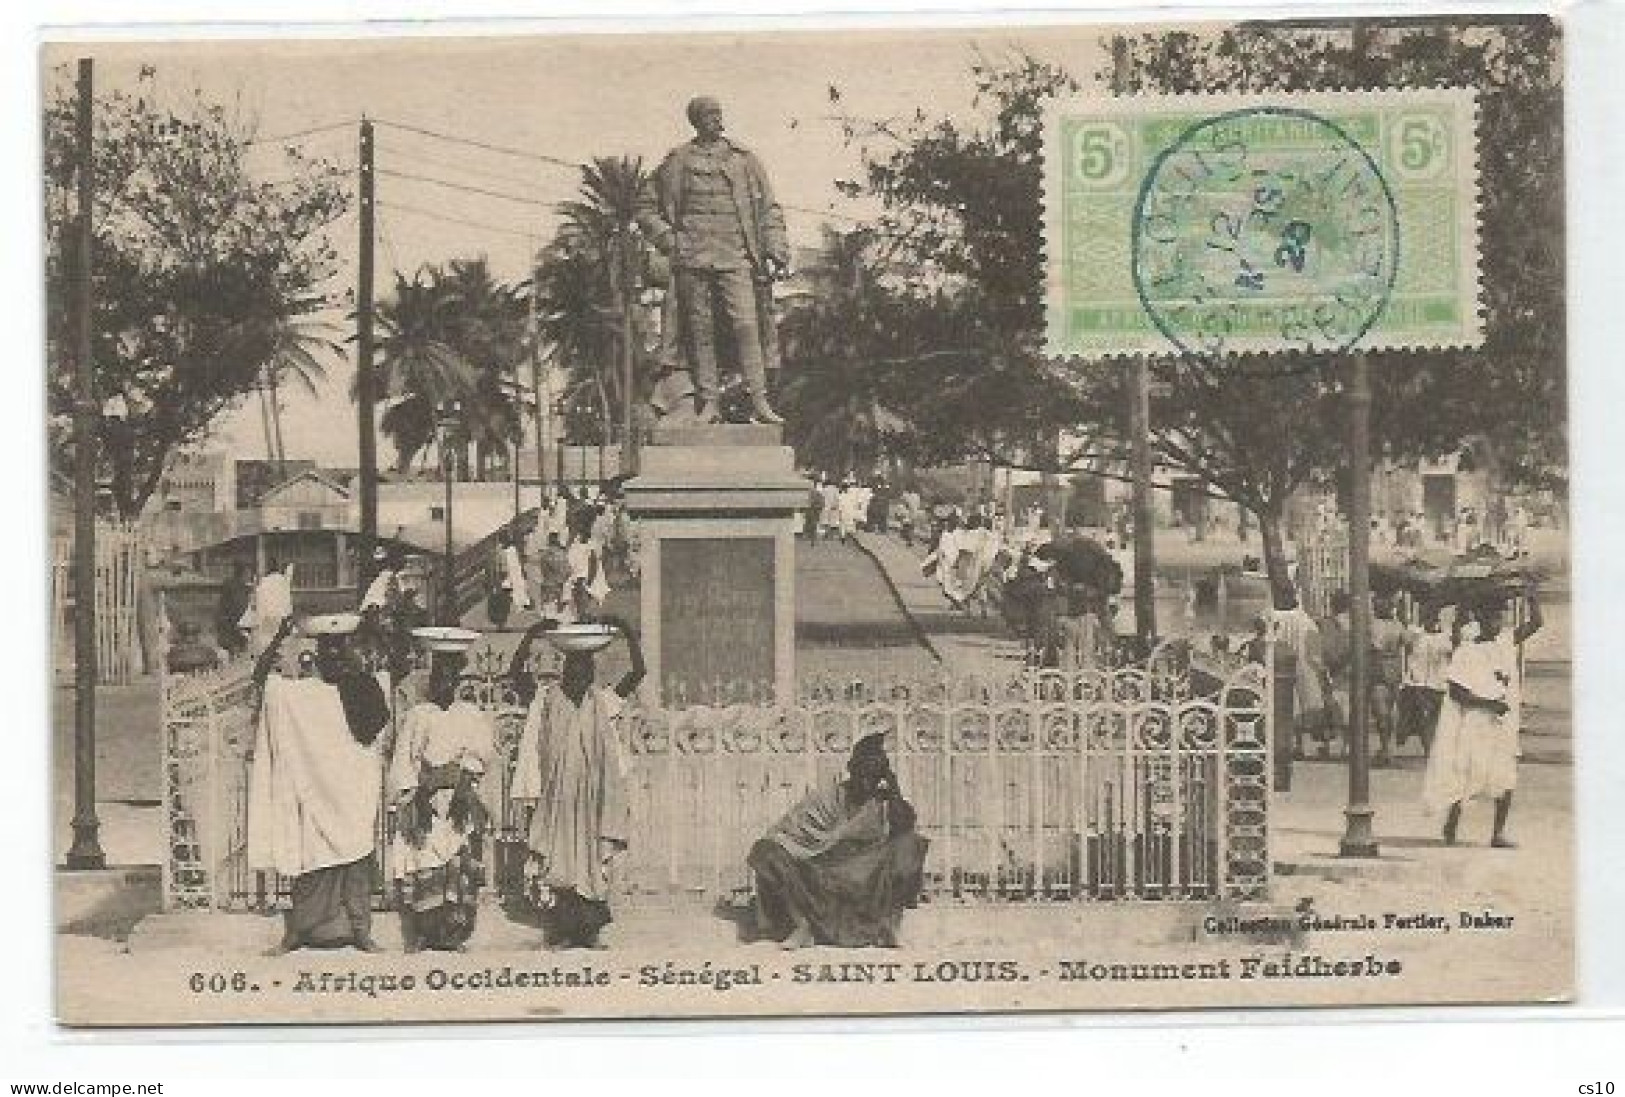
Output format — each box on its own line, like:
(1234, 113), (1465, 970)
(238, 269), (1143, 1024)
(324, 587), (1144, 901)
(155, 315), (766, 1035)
(659, 537), (776, 704)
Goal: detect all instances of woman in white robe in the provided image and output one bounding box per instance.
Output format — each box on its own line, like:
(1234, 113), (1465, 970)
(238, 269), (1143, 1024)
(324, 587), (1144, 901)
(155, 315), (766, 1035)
(1422, 587), (1542, 847)
(248, 615), (391, 954)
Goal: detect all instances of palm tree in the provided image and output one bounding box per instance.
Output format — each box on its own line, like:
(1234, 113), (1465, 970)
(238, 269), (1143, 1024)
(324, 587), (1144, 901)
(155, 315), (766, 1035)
(255, 312), (343, 472)
(436, 258), (532, 478)
(553, 156), (650, 458)
(366, 268), (475, 473)
(534, 235), (617, 455)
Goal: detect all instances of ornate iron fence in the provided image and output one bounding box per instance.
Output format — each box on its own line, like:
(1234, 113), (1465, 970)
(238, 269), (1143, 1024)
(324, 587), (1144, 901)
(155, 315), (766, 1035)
(161, 650), (1272, 913)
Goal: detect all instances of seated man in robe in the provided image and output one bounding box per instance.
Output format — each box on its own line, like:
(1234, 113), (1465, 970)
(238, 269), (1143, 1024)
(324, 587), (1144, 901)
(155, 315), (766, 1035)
(248, 614), (393, 955)
(747, 734), (929, 949)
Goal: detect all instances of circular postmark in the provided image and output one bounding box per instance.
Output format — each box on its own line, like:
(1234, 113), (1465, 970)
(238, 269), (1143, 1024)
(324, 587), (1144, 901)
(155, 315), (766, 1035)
(1130, 106), (1400, 360)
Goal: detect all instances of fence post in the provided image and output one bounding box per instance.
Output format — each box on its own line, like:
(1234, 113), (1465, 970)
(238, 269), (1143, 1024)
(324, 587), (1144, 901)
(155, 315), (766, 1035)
(205, 674), (223, 909)
(1272, 644), (1295, 793)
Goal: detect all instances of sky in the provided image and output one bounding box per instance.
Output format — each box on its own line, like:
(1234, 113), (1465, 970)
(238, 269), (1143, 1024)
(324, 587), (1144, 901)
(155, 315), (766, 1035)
(44, 24), (1111, 466)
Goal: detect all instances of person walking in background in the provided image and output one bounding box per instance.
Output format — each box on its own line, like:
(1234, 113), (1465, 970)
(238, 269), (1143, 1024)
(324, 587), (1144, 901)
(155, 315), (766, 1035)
(1423, 583), (1543, 847)
(1273, 591), (1332, 759)
(1399, 602), (1456, 755)
(923, 512), (965, 609)
(804, 477), (824, 545)
(547, 489), (572, 549)
(1369, 594), (1407, 764)
(837, 479), (862, 542)
(866, 480), (890, 534)
(1319, 591), (1352, 747)
(899, 487), (923, 547)
(531, 530), (570, 620)
(500, 524), (533, 619)
(855, 480), (875, 533)
(562, 510), (610, 621)
(818, 477), (842, 543)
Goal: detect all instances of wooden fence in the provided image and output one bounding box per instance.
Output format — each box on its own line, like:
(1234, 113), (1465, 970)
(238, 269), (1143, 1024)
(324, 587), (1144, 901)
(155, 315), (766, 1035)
(52, 522), (145, 685)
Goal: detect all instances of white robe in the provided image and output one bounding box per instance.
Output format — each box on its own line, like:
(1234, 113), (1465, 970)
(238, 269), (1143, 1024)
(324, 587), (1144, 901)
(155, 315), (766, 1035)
(359, 568), (395, 611)
(501, 544), (532, 611)
(1422, 636), (1520, 812)
(387, 701), (498, 878)
(247, 675), (385, 878)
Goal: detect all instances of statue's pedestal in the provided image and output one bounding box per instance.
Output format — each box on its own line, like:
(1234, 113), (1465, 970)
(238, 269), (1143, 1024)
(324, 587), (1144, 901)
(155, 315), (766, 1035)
(624, 424), (809, 707)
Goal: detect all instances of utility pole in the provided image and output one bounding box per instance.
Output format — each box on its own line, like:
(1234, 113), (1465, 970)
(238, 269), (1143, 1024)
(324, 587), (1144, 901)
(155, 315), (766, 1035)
(527, 239), (549, 507)
(66, 57), (104, 871)
(356, 118), (378, 588)
(533, 342), (548, 506)
(618, 235), (638, 475)
(1113, 36), (1157, 643)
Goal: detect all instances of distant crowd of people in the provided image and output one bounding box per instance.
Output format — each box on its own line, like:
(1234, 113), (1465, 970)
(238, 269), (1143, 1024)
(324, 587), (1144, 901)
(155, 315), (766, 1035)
(1271, 579), (1542, 847)
(489, 483), (632, 627)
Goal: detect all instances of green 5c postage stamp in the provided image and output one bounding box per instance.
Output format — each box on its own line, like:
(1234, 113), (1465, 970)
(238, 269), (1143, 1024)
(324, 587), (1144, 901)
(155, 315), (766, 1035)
(1043, 89), (1481, 359)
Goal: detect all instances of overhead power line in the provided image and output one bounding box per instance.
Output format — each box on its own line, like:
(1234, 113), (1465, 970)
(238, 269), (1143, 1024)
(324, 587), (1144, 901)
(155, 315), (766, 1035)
(377, 166), (563, 211)
(247, 115), (867, 228)
(374, 118), (580, 172)
(246, 119), (355, 146)
(376, 140), (566, 196)
(379, 199), (546, 242)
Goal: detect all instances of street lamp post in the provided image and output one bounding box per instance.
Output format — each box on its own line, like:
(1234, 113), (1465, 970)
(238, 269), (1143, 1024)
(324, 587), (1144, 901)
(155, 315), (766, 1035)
(66, 57), (105, 871)
(436, 400), (463, 626)
(1339, 352), (1379, 858)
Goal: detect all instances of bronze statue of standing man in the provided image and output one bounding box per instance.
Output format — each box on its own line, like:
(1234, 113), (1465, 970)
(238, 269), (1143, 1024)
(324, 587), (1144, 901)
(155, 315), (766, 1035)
(638, 96), (789, 425)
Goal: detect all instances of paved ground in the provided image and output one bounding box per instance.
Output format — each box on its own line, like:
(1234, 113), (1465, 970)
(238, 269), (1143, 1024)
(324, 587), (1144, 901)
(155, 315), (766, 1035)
(55, 755), (1573, 1023)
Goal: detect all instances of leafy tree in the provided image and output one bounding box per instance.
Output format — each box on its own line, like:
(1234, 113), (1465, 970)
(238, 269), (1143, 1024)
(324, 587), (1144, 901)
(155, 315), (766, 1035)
(43, 69), (349, 518)
(826, 55), (1098, 483)
(436, 258), (531, 477)
(778, 226), (918, 474)
(533, 235), (615, 449)
(257, 315), (342, 471)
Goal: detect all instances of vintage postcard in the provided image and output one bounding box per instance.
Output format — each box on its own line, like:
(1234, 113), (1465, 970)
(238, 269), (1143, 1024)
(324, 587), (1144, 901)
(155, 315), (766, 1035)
(46, 14), (1571, 1026)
